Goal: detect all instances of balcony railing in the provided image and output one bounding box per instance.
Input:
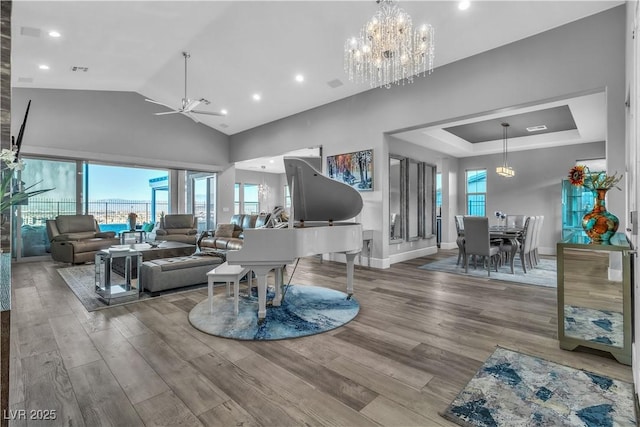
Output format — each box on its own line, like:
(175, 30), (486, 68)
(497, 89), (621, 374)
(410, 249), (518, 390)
(19, 198), (172, 227)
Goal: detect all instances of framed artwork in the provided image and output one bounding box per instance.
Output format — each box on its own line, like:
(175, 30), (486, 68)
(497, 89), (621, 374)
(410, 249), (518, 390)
(326, 149), (373, 192)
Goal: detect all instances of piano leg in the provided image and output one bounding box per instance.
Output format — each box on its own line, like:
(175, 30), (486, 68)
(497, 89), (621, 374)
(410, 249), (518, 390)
(251, 266), (275, 323)
(345, 252), (357, 298)
(272, 266), (284, 307)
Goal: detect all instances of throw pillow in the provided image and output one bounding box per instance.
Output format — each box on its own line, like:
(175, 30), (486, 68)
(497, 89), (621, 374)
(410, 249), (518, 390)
(214, 223), (235, 238)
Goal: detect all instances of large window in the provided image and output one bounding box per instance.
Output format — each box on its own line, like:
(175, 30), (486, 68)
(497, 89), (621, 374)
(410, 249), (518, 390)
(436, 172), (442, 216)
(234, 183), (260, 215)
(85, 163), (168, 230)
(234, 183), (241, 214)
(15, 157), (77, 259)
(466, 169), (487, 216)
(243, 184), (259, 214)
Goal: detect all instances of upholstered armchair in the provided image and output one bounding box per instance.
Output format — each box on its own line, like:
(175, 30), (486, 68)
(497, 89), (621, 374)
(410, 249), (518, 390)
(155, 214), (198, 245)
(46, 215), (119, 264)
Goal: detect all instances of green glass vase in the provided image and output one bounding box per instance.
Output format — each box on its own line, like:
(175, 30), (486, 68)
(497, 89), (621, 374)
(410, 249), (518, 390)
(582, 188), (619, 242)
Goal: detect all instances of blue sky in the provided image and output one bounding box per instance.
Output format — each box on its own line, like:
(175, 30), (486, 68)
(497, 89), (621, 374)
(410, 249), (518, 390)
(87, 164), (167, 201)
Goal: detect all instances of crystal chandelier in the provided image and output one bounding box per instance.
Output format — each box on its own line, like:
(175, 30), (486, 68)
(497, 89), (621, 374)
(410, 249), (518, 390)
(344, 0), (435, 89)
(496, 123), (515, 178)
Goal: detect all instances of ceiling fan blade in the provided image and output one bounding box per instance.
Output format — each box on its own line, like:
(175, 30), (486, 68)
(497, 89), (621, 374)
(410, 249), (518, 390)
(154, 111), (181, 116)
(191, 110), (225, 117)
(145, 98), (176, 110)
(184, 112), (200, 123)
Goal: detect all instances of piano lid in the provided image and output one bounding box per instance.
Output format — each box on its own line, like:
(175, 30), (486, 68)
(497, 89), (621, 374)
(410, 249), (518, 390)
(284, 157), (363, 222)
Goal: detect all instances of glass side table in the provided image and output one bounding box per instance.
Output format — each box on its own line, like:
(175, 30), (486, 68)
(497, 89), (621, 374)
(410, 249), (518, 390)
(95, 248), (142, 304)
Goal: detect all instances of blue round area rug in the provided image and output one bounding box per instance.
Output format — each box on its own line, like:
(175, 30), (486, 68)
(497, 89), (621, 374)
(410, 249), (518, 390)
(188, 284), (359, 340)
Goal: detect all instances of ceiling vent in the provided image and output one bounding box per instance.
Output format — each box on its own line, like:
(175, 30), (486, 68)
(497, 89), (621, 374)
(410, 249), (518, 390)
(526, 125), (547, 132)
(71, 66), (89, 72)
(20, 26), (41, 37)
(327, 78), (344, 89)
(17, 77), (33, 83)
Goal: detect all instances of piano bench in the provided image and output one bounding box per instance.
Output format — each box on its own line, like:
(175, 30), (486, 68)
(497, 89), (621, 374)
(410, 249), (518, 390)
(207, 262), (252, 316)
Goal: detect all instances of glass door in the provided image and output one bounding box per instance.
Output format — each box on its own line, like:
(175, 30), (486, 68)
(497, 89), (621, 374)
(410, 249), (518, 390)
(187, 172), (216, 233)
(15, 157), (77, 260)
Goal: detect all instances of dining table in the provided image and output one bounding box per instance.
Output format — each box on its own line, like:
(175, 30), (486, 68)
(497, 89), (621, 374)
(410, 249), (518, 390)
(488, 225), (524, 274)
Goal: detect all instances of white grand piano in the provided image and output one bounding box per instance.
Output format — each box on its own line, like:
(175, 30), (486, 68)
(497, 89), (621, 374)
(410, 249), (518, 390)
(227, 157), (363, 322)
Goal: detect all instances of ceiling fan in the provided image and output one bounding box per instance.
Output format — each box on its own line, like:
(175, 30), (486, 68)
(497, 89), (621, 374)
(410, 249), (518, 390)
(145, 52), (225, 123)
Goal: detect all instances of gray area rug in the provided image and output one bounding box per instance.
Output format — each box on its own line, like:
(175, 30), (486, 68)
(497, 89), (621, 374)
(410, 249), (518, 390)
(419, 256), (556, 288)
(441, 346), (636, 427)
(57, 264), (206, 312)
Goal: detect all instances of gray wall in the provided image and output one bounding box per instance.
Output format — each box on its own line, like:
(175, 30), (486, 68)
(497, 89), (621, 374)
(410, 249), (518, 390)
(11, 88), (230, 172)
(457, 141), (606, 254)
(9, 7), (626, 267)
(229, 6), (626, 266)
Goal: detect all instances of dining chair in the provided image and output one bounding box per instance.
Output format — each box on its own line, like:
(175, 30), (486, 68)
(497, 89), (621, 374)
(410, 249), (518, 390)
(518, 216), (537, 273)
(455, 215), (465, 265)
(463, 216), (500, 276)
(532, 215), (544, 266)
(506, 214), (526, 228)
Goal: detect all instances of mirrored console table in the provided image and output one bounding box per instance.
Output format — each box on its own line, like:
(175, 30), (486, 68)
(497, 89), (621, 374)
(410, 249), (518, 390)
(557, 232), (632, 365)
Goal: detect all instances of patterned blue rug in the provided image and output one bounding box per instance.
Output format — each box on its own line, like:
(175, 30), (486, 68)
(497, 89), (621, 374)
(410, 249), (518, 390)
(564, 305), (624, 347)
(188, 284), (359, 340)
(442, 347), (636, 427)
(419, 256), (556, 288)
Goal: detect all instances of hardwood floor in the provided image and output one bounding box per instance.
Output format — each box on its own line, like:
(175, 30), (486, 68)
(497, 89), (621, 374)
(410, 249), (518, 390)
(8, 250), (633, 426)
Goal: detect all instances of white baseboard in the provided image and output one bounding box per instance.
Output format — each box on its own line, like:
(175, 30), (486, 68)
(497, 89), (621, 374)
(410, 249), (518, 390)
(440, 241), (457, 250)
(322, 245), (437, 270)
(389, 246), (438, 265)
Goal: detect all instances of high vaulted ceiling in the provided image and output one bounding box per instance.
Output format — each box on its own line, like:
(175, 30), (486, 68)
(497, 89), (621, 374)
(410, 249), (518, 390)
(12, 0), (622, 142)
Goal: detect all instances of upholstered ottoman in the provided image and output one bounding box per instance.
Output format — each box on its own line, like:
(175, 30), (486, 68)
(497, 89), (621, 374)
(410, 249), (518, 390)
(140, 255), (224, 294)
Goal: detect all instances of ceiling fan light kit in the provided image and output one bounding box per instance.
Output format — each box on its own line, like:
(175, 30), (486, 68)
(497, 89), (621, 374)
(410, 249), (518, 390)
(145, 51), (225, 122)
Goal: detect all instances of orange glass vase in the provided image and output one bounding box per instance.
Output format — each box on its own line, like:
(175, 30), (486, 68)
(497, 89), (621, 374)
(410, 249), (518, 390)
(581, 188), (619, 242)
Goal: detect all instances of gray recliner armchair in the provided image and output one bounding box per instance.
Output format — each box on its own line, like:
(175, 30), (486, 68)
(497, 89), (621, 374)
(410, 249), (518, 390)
(46, 215), (119, 264)
(155, 214), (198, 245)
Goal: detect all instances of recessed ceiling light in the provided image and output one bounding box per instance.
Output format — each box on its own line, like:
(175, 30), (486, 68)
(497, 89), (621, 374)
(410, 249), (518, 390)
(252, 93), (261, 101)
(295, 74), (304, 83)
(526, 125), (548, 132)
(220, 109), (228, 115)
(38, 64), (50, 70)
(269, 159), (275, 164)
(48, 30), (61, 38)
(458, 1), (471, 10)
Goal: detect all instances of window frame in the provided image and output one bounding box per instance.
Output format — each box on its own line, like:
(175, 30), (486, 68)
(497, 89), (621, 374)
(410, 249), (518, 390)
(465, 169), (487, 216)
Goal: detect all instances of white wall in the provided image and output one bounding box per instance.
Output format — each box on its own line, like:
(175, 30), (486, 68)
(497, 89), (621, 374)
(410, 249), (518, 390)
(624, 0), (639, 398)
(11, 88), (230, 172)
(229, 7), (626, 267)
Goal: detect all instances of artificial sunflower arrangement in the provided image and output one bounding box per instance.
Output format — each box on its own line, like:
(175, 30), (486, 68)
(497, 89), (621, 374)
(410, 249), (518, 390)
(567, 165), (623, 191)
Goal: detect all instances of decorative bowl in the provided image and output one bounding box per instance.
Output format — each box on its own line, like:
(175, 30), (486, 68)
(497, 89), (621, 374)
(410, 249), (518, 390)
(146, 240), (163, 248)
